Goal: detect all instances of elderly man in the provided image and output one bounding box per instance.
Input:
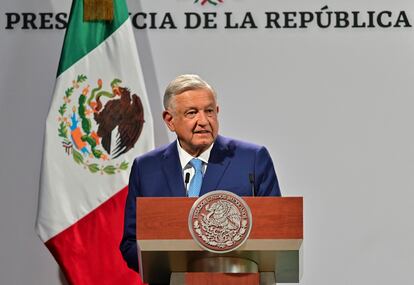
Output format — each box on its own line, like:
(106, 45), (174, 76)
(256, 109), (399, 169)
(120, 74), (281, 272)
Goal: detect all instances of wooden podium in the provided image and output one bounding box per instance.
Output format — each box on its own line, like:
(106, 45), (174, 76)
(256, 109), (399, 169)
(136, 197), (303, 284)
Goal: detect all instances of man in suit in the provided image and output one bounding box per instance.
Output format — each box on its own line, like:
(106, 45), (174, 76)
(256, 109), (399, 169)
(120, 74), (281, 272)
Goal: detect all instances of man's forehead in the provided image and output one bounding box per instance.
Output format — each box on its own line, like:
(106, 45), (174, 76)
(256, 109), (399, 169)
(173, 89), (217, 106)
(176, 88), (214, 97)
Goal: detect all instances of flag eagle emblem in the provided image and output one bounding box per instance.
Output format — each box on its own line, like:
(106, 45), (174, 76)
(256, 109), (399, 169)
(57, 75), (144, 174)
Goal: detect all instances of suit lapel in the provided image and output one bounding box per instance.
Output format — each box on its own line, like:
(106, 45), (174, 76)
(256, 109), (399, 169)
(161, 141), (186, 197)
(200, 136), (231, 195)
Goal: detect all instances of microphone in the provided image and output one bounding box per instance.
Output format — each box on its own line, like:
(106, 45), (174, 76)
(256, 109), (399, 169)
(249, 173), (255, 197)
(184, 172), (190, 196)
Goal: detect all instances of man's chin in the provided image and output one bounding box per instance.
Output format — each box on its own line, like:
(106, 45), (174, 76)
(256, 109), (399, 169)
(191, 139), (214, 152)
(195, 140), (212, 148)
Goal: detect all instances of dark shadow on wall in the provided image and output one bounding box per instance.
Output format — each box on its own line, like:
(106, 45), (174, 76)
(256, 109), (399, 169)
(59, 269), (69, 285)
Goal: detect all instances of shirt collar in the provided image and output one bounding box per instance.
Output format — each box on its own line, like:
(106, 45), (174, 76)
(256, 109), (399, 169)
(177, 140), (214, 170)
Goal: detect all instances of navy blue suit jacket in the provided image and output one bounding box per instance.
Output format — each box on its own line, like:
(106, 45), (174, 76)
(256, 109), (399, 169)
(120, 135), (281, 271)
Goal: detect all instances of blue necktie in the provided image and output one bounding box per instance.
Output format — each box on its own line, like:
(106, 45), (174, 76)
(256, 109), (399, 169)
(188, 158), (203, 197)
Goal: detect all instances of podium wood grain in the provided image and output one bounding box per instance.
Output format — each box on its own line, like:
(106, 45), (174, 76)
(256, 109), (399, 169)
(137, 197), (303, 240)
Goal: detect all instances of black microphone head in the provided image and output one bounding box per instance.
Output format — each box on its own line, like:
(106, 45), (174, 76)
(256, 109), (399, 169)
(185, 172), (190, 183)
(249, 173), (255, 196)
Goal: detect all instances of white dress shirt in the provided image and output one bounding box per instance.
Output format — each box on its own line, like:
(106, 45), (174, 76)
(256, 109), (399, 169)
(176, 141), (214, 195)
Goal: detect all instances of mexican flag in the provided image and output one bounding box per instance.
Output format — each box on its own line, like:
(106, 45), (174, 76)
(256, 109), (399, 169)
(35, 0), (153, 284)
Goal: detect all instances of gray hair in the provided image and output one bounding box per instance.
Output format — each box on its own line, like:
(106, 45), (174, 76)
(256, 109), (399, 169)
(163, 74), (217, 110)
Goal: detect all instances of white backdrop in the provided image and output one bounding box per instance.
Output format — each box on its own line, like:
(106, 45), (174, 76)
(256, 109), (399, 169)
(1, 0), (414, 284)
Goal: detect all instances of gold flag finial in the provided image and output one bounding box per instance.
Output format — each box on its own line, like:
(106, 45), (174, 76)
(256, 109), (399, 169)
(84, 0), (114, 21)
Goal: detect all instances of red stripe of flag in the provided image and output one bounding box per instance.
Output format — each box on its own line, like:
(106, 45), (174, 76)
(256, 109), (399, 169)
(45, 187), (143, 285)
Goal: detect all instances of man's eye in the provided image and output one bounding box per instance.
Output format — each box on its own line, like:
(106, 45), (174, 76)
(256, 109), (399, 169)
(185, 111), (197, 118)
(206, 109), (215, 116)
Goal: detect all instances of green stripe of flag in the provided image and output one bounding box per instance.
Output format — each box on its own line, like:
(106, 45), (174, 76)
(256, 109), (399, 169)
(57, 0), (129, 76)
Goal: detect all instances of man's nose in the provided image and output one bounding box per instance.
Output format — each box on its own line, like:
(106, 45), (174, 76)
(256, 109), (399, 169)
(197, 111), (209, 125)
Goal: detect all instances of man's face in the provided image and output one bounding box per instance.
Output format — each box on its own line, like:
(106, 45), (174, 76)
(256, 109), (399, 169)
(163, 88), (219, 156)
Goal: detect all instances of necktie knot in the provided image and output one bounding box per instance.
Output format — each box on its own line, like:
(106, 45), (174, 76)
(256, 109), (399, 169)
(190, 158), (202, 171)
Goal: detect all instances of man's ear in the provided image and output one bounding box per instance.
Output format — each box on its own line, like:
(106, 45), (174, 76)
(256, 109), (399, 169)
(162, 110), (175, 132)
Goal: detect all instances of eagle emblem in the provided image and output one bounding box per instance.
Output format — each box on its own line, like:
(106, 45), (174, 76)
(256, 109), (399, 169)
(188, 191), (252, 253)
(57, 75), (145, 174)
